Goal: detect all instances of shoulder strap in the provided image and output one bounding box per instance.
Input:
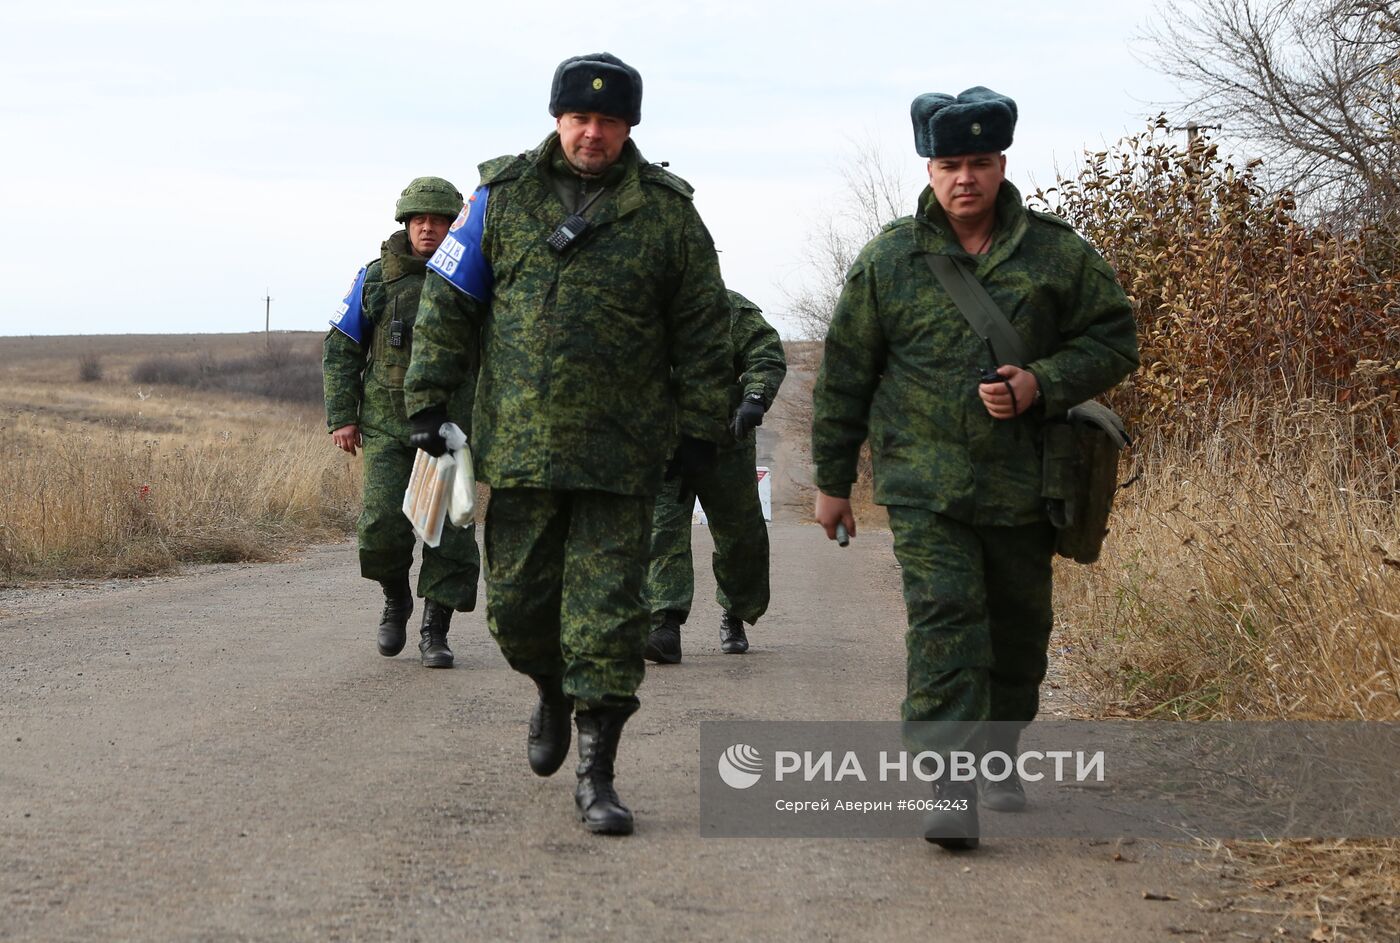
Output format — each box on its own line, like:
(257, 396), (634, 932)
(479, 153), (528, 186)
(639, 161), (695, 199)
(1067, 400), (1132, 447)
(923, 254), (1028, 366)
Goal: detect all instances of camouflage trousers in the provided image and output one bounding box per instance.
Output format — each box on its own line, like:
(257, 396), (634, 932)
(887, 505), (1055, 749)
(645, 441), (769, 625)
(483, 488), (653, 710)
(358, 429), (480, 611)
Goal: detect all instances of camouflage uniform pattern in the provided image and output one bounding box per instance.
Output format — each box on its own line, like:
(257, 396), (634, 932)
(812, 181), (1138, 728)
(323, 229), (480, 610)
(484, 488), (652, 709)
(403, 134), (733, 706)
(645, 291), (786, 624)
(812, 181), (1139, 524)
(889, 507), (1055, 734)
(404, 134), (733, 494)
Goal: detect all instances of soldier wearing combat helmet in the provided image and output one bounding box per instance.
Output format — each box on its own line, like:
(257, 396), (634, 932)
(812, 87), (1139, 850)
(323, 176), (481, 669)
(404, 53), (732, 835)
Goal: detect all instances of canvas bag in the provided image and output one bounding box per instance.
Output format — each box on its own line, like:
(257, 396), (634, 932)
(924, 254), (1131, 564)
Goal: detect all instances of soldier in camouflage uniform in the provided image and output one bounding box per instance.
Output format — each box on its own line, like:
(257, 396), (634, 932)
(811, 88), (1139, 850)
(403, 53), (731, 835)
(644, 289), (786, 663)
(323, 177), (480, 669)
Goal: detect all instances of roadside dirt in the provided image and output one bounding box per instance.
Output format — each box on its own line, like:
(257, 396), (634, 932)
(0, 526), (1295, 942)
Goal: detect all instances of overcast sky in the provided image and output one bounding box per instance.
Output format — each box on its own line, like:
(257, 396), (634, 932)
(0, 1), (1184, 339)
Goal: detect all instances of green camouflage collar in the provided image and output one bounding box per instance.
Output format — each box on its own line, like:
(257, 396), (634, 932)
(379, 229), (428, 281)
(548, 149), (629, 190)
(518, 132), (648, 223)
(914, 180), (1029, 265)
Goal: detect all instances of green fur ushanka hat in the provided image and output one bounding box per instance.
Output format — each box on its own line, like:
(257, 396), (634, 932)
(549, 52), (643, 126)
(911, 87), (1017, 158)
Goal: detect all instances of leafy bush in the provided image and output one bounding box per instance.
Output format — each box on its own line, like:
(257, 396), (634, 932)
(1031, 118), (1400, 461)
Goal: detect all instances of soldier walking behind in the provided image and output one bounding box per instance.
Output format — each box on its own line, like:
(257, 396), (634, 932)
(404, 53), (732, 835)
(323, 177), (481, 669)
(812, 88), (1139, 850)
(644, 289), (786, 663)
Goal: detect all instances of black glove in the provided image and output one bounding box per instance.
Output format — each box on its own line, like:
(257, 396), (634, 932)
(730, 394), (767, 439)
(664, 436), (717, 482)
(409, 405), (449, 457)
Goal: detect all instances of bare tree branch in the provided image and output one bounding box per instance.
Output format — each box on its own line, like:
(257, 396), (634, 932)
(1145, 0), (1399, 227)
(782, 138), (921, 339)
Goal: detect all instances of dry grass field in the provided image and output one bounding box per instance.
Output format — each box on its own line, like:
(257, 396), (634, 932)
(1054, 399), (1400, 725)
(1047, 401), (1400, 938)
(0, 331), (359, 583)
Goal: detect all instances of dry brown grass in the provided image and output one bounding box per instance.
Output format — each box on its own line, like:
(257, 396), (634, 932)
(1056, 398), (1399, 722)
(1052, 397), (1399, 940)
(0, 332), (359, 583)
(1206, 839), (1400, 942)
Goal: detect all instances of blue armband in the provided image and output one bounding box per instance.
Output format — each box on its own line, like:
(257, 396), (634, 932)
(428, 185), (493, 301)
(330, 264), (369, 344)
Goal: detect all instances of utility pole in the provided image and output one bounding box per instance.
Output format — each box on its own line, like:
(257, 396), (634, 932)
(1168, 123), (1224, 180)
(264, 289), (273, 349)
(1172, 121), (1222, 148)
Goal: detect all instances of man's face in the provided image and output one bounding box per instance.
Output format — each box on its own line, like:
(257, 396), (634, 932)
(927, 152), (1006, 225)
(556, 112), (630, 175)
(407, 213), (453, 258)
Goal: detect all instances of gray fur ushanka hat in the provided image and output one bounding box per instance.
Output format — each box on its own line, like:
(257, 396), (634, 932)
(549, 52), (643, 126)
(911, 87), (1017, 158)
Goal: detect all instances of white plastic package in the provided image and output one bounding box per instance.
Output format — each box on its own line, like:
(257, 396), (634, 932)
(443, 423), (475, 527)
(401, 422), (474, 548)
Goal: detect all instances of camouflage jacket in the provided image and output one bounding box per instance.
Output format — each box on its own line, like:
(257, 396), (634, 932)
(721, 290), (787, 451)
(323, 230), (474, 440)
(404, 134), (732, 496)
(811, 181), (1139, 526)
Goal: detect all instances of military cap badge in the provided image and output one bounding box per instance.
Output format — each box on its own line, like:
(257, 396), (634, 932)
(910, 87), (1017, 158)
(548, 52), (643, 126)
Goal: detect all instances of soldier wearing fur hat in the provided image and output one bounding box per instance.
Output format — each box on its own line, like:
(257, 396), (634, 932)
(811, 87), (1139, 850)
(403, 53), (732, 835)
(323, 176), (480, 669)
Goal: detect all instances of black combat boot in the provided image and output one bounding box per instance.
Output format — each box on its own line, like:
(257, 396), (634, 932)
(923, 775), (980, 851)
(643, 611), (683, 665)
(719, 610), (749, 654)
(574, 704), (638, 835)
(527, 674), (573, 777)
(418, 600), (454, 669)
(377, 575), (413, 657)
(980, 725), (1027, 812)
